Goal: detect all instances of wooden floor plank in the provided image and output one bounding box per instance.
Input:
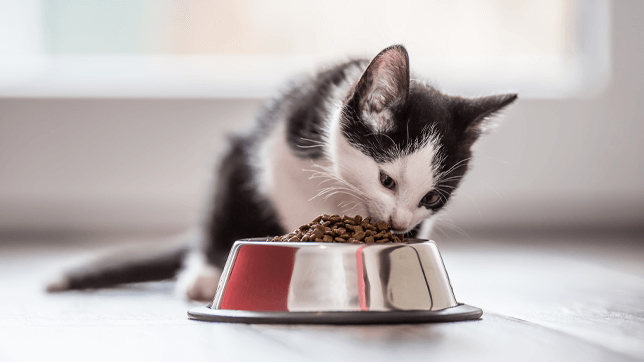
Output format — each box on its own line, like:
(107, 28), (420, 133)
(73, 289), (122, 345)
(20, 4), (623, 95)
(0, 231), (642, 361)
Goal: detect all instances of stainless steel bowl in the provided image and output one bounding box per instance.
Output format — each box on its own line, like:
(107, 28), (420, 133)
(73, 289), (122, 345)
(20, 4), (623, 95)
(188, 238), (481, 324)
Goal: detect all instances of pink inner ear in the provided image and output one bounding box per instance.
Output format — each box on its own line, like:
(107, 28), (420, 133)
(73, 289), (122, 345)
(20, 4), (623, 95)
(363, 46), (409, 113)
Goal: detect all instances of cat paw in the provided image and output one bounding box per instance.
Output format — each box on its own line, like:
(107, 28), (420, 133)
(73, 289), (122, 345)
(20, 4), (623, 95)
(186, 272), (220, 302)
(175, 251), (222, 302)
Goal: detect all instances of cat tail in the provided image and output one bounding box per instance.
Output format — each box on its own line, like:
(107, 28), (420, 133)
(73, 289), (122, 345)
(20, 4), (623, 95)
(46, 233), (194, 293)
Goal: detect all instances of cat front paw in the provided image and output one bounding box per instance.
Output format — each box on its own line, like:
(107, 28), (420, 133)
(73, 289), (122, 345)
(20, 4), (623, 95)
(186, 272), (221, 302)
(175, 250), (222, 302)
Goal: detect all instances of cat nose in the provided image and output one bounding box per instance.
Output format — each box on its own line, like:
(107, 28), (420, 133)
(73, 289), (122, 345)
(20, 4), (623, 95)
(390, 209), (413, 231)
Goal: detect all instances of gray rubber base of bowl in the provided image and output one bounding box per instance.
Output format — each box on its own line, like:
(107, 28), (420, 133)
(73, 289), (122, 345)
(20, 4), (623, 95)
(188, 304), (482, 325)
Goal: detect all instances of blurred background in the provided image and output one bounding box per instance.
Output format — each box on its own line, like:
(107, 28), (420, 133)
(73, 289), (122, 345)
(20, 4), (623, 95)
(0, 0), (641, 239)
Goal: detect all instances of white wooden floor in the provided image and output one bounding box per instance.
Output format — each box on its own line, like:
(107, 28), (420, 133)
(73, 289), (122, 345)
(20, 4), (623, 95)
(1, 230), (643, 362)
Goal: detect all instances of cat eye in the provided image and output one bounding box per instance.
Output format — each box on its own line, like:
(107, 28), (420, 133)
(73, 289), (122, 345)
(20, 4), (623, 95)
(419, 192), (441, 209)
(379, 171), (396, 190)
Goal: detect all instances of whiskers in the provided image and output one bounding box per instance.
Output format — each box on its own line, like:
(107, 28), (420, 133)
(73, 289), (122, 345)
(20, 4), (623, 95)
(295, 137), (326, 149)
(302, 161), (366, 211)
(338, 200), (363, 214)
(433, 157), (472, 184)
(432, 214), (470, 238)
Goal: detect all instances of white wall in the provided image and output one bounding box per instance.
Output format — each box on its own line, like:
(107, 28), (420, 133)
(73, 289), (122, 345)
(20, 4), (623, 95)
(447, 0), (644, 232)
(1, 1), (642, 234)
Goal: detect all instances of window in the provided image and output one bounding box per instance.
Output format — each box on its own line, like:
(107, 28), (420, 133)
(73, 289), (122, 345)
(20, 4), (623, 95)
(0, 0), (609, 98)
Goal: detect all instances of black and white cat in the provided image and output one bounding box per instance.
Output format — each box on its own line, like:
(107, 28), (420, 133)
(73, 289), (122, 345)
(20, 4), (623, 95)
(48, 45), (516, 301)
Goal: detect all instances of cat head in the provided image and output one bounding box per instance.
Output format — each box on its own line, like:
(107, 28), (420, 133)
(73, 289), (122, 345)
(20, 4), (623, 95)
(331, 45), (517, 233)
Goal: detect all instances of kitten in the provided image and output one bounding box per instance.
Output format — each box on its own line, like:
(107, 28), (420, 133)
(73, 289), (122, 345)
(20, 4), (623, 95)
(48, 45), (516, 301)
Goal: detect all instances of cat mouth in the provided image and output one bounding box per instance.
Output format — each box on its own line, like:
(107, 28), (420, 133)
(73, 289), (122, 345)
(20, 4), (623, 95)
(392, 227), (413, 235)
(387, 221), (414, 234)
(361, 206), (413, 234)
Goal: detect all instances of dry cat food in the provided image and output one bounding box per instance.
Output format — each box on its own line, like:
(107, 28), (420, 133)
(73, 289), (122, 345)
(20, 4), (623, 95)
(271, 214), (407, 243)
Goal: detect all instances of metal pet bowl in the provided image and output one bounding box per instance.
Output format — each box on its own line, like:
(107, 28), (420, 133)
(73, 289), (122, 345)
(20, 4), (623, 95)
(188, 238), (482, 324)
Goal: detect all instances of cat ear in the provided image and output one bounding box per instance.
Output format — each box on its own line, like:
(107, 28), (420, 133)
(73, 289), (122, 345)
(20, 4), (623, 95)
(451, 93), (518, 145)
(349, 45), (410, 132)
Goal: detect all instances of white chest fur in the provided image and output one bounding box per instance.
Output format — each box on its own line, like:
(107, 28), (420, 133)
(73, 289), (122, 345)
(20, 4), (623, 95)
(252, 123), (363, 233)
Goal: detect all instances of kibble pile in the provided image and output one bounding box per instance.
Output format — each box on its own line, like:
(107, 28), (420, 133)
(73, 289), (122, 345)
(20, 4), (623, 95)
(271, 214), (407, 243)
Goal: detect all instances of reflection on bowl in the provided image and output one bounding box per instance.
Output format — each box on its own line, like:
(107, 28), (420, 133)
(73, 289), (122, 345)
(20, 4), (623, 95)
(214, 238), (456, 312)
(189, 238), (482, 324)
